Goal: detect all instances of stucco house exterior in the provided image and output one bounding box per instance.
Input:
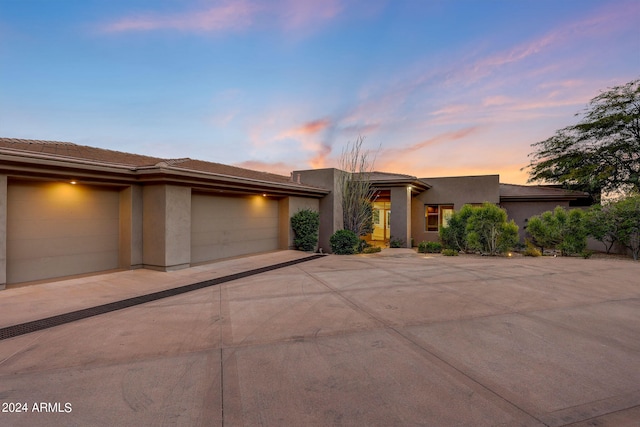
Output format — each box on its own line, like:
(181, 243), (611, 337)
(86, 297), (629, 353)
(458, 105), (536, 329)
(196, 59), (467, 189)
(0, 138), (590, 289)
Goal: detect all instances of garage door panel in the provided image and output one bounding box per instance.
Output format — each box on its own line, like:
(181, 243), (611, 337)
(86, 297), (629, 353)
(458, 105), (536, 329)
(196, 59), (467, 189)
(8, 252), (120, 282)
(6, 181), (120, 284)
(9, 218), (119, 239)
(191, 194), (279, 264)
(9, 235), (119, 259)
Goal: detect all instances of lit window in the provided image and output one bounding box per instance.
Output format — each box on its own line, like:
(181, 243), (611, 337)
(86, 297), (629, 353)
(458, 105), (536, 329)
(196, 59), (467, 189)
(441, 206), (454, 228)
(425, 205), (454, 232)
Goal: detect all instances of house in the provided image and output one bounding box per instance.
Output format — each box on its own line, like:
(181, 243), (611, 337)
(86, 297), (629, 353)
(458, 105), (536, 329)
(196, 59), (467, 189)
(0, 138), (590, 289)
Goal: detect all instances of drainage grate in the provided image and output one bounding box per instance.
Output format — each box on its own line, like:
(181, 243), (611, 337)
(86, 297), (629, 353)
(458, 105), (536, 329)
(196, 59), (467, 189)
(0, 254), (325, 341)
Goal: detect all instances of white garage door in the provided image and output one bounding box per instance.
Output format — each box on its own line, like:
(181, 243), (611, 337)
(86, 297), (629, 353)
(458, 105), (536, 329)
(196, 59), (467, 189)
(191, 193), (279, 263)
(6, 181), (120, 284)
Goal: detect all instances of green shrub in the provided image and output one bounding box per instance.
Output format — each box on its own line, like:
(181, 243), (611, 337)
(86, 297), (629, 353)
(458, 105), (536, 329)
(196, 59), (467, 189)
(357, 239), (371, 253)
(523, 240), (542, 257)
(440, 204), (475, 252)
(362, 246), (382, 254)
(442, 249), (459, 256)
(290, 209), (320, 251)
(466, 203), (519, 255)
(585, 205), (617, 253)
(330, 229), (359, 254)
(581, 250), (594, 259)
(610, 194), (640, 261)
(526, 206), (587, 256)
(418, 241), (442, 253)
(389, 236), (405, 248)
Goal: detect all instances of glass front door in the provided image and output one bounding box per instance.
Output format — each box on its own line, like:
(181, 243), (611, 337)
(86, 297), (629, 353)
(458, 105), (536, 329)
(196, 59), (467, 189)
(372, 201), (391, 241)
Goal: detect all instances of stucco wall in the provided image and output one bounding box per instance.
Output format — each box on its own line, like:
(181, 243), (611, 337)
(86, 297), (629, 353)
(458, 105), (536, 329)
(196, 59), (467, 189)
(500, 200), (570, 242)
(0, 175), (6, 289)
(295, 169), (343, 253)
(6, 180), (120, 284)
(143, 184), (191, 271)
(191, 193), (279, 263)
(279, 196), (320, 250)
(411, 175), (500, 243)
(390, 186), (412, 247)
(119, 185), (143, 269)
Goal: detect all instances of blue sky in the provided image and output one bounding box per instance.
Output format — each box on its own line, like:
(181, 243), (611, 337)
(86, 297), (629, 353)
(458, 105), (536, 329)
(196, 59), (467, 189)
(1, 0), (638, 183)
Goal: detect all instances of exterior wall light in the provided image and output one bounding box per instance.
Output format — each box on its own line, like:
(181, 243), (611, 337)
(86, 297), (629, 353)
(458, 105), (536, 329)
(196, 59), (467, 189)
(70, 181), (77, 185)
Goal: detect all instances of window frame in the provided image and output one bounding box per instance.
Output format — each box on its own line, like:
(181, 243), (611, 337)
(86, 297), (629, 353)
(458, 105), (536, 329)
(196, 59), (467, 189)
(425, 204), (454, 232)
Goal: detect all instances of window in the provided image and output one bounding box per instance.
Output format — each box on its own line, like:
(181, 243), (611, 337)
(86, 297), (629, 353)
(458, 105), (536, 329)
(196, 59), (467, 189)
(425, 205), (454, 232)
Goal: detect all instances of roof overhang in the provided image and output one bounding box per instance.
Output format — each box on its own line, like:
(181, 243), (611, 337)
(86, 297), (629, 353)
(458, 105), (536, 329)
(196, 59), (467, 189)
(369, 177), (431, 195)
(0, 149), (329, 198)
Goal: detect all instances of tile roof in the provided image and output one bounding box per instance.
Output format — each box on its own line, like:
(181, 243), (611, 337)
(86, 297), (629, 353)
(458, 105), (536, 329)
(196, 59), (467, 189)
(166, 159), (296, 185)
(0, 137), (299, 186)
(0, 138), (163, 167)
(500, 183), (589, 200)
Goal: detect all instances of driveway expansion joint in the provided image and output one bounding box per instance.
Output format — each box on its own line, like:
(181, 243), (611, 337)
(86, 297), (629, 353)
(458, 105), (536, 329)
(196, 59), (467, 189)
(0, 254), (326, 341)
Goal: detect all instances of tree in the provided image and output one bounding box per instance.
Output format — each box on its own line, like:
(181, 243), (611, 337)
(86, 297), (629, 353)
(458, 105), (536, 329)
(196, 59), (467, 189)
(338, 136), (377, 237)
(465, 203), (519, 255)
(559, 209), (588, 255)
(526, 206), (588, 256)
(526, 212), (562, 253)
(525, 79), (640, 201)
(290, 209), (320, 251)
(610, 194), (640, 260)
(439, 204), (475, 252)
(585, 204), (618, 253)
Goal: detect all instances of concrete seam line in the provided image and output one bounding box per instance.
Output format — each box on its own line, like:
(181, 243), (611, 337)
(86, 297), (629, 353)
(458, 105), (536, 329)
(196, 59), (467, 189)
(0, 254), (326, 341)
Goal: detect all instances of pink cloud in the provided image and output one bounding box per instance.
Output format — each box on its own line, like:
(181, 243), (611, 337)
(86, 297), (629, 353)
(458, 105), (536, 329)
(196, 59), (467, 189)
(101, 0), (349, 34)
(482, 96), (512, 107)
(288, 118), (332, 136)
(280, 0), (343, 30)
(234, 159), (296, 176)
(430, 104), (471, 116)
(103, 1), (257, 33)
(308, 142), (332, 169)
(444, 2), (639, 87)
(389, 126), (483, 157)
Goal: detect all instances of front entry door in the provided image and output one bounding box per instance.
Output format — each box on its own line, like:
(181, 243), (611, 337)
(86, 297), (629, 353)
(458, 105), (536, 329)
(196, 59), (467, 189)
(372, 201), (391, 241)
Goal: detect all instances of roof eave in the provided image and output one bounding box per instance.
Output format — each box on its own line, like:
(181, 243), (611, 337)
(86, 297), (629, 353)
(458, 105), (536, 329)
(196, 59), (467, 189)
(0, 151), (329, 197)
(500, 195), (587, 202)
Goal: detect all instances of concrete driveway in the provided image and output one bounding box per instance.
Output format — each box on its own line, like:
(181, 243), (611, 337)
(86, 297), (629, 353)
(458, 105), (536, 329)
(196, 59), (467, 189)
(0, 250), (639, 426)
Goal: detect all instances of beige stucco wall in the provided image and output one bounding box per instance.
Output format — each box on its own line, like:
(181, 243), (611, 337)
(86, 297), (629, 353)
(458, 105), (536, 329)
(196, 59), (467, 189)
(0, 175), (6, 289)
(279, 196), (321, 250)
(295, 169), (344, 253)
(500, 200), (570, 242)
(412, 175), (500, 243)
(390, 186), (412, 247)
(6, 180), (120, 284)
(191, 193), (279, 263)
(119, 185), (143, 269)
(143, 184), (191, 271)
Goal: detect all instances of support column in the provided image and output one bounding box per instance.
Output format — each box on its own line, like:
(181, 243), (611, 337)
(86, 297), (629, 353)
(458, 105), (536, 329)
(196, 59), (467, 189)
(119, 185), (143, 269)
(278, 198), (291, 250)
(390, 186), (412, 248)
(0, 175), (6, 289)
(278, 196), (321, 251)
(295, 169), (343, 253)
(142, 184), (191, 271)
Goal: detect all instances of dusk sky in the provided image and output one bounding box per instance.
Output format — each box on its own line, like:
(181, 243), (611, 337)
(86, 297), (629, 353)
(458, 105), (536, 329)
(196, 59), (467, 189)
(1, 0), (638, 184)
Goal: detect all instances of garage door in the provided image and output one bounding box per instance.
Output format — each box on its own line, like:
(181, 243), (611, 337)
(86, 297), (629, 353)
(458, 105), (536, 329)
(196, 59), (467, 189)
(191, 193), (279, 263)
(6, 181), (120, 284)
